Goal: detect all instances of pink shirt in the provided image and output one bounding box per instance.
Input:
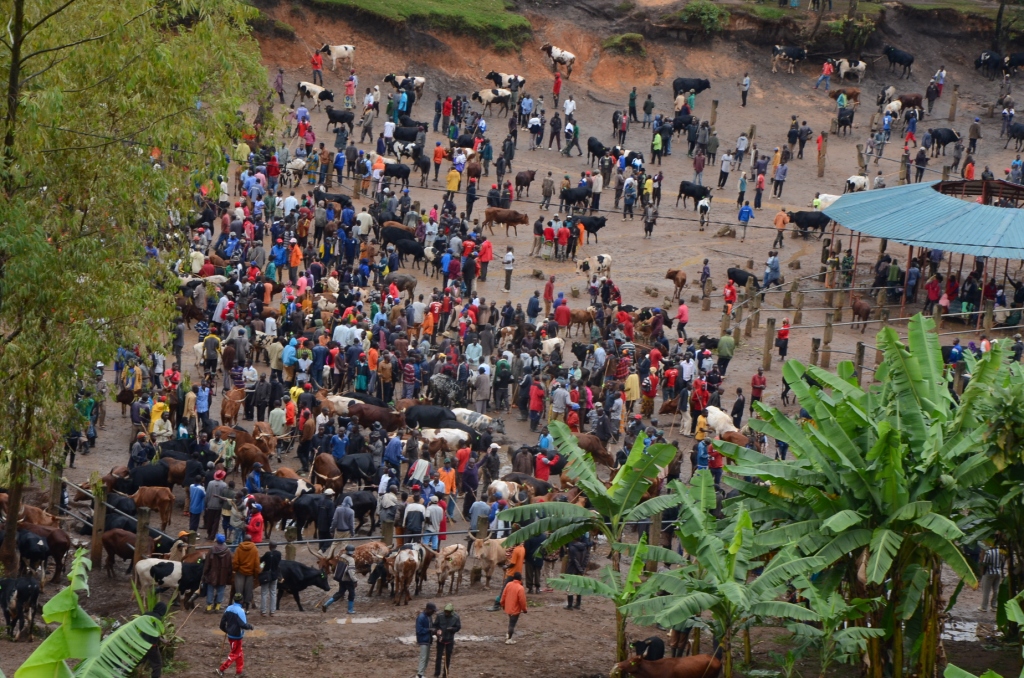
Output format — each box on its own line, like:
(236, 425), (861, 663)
(677, 304), (689, 323)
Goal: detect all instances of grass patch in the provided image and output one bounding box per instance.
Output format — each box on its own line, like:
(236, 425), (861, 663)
(615, 1), (636, 13)
(899, 0), (997, 17)
(249, 8), (298, 38)
(602, 33), (647, 56)
(665, 0), (731, 33)
(743, 4), (788, 20)
(307, 0), (532, 47)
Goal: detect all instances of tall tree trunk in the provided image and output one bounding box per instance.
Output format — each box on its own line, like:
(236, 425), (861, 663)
(0, 454), (25, 572)
(743, 627), (751, 665)
(847, 0), (859, 18)
(2, 0), (25, 196)
(995, 0), (1007, 53)
(616, 609), (629, 661)
(722, 633), (733, 678)
(917, 560), (942, 678)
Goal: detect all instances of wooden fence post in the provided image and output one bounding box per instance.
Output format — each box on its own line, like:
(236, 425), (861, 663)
(856, 143), (867, 174)
(48, 460), (64, 516)
(134, 507), (151, 567)
(793, 292), (805, 325)
(752, 293), (761, 329)
(710, 100), (719, 127)
(954, 362), (966, 395)
(834, 290), (845, 323)
(286, 526), (298, 561)
(933, 301), (943, 329)
(647, 512), (663, 573)
(763, 318), (776, 371)
(744, 315), (753, 338)
(784, 281), (798, 308)
(810, 338), (821, 366)
(855, 341), (866, 386)
(90, 477), (106, 566)
(949, 84), (959, 122)
(821, 312), (834, 369)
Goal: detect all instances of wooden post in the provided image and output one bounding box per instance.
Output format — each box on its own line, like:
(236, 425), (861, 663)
(701, 296), (711, 312)
(647, 512), (663, 573)
(710, 100), (719, 127)
(933, 300), (943, 329)
(752, 293), (761, 329)
(720, 313), (730, 336)
(90, 478), (106, 566)
(735, 303), (744, 323)
(953, 362), (966, 395)
(875, 285), (887, 311)
(875, 308), (890, 365)
(733, 324), (741, 350)
(834, 290), (845, 323)
(949, 84), (959, 122)
(48, 460), (63, 516)
(793, 292), (805, 325)
(855, 341), (866, 386)
(819, 265), (827, 284)
(824, 286), (834, 307)
(476, 515), (490, 540)
(942, 165), (951, 181)
(821, 312), (834, 369)
(783, 280), (797, 308)
(285, 526), (298, 560)
(899, 152), (908, 185)
(856, 143), (867, 174)
(810, 338), (821, 366)
(134, 507), (151, 567)
(984, 301), (994, 331)
(763, 318), (776, 371)
(817, 131), (828, 178)
(749, 124), (756, 141)
(744, 315), (753, 338)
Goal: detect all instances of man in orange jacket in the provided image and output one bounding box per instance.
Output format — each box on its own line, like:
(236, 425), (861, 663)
(487, 539), (525, 612)
(500, 572), (528, 644)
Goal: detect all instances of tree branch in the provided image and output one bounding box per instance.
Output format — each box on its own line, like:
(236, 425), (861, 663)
(40, 106), (197, 153)
(20, 53), (70, 86)
(22, 0), (82, 40)
(61, 54), (139, 94)
(19, 7), (153, 64)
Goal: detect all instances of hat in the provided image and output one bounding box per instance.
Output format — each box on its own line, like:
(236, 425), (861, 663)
(324, 488), (335, 496)
(178, 530), (189, 538)
(137, 432), (146, 438)
(570, 402), (580, 410)
(411, 484), (421, 491)
(216, 534), (226, 543)
(290, 238), (297, 243)
(304, 383), (312, 390)
(444, 603), (454, 612)
(253, 503), (262, 511)
(253, 462), (262, 469)
(497, 499), (507, 507)
(436, 141), (441, 145)
(489, 443), (500, 449)
(975, 117), (981, 122)
(276, 238), (283, 243)
(214, 470), (226, 480)
(430, 495), (439, 503)
(233, 592), (244, 602)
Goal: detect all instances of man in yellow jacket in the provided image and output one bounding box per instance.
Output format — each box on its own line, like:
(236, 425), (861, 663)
(445, 167), (462, 201)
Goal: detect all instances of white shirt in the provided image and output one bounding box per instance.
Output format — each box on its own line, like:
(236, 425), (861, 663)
(242, 365), (259, 389)
(364, 93), (375, 108)
(591, 173), (603, 193)
(720, 154), (733, 172)
(282, 195), (298, 216)
(383, 121), (395, 138)
(736, 135), (749, 152)
(563, 99), (576, 117)
(742, 76), (751, 91)
(219, 182), (229, 203)
(264, 316), (277, 336)
(332, 323), (349, 345)
(503, 251), (515, 270)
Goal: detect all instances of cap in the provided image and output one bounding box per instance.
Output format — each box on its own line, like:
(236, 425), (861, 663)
(233, 592), (244, 601)
(216, 534), (226, 543)
(178, 531), (189, 538)
(345, 544), (356, 553)
(214, 470), (226, 480)
(253, 462), (262, 468)
(489, 443), (500, 449)
(290, 238), (297, 243)
(430, 495), (439, 503)
(253, 503), (262, 511)
(444, 603), (454, 612)
(323, 488), (335, 496)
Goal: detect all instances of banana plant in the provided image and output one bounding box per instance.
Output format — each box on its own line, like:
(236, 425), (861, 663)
(14, 549), (164, 678)
(719, 315), (997, 678)
(622, 474), (822, 678)
(499, 421), (685, 556)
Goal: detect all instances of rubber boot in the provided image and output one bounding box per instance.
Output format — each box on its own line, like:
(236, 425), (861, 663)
(322, 597), (335, 613)
(347, 600), (355, 614)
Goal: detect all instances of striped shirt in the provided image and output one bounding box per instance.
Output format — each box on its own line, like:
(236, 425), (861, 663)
(983, 547), (1005, 577)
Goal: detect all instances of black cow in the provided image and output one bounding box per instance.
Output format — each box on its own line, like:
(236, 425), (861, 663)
(405, 405), (457, 429)
(578, 216), (607, 243)
(788, 211), (831, 239)
(976, 51), (1003, 79)
(428, 374), (462, 407)
(454, 134), (475, 149)
(0, 530), (49, 578)
(275, 560), (331, 611)
(338, 453), (382, 491)
(145, 560), (205, 606)
(883, 45), (914, 79)
(343, 392), (389, 408)
(560, 186), (590, 210)
(399, 115), (429, 129)
(260, 473), (311, 497)
(414, 155), (430, 182)
(113, 463), (171, 494)
(726, 267), (760, 291)
(837, 107), (855, 136)
(676, 181), (712, 209)
(1006, 122), (1024, 150)
(325, 106), (355, 133)
(295, 82), (334, 110)
(0, 577), (39, 640)
(103, 492), (137, 516)
(587, 137), (610, 166)
(672, 77), (711, 96)
(392, 126), (420, 143)
(289, 492), (327, 535)
(697, 335), (720, 350)
(672, 114), (698, 135)
(383, 163), (411, 188)
(772, 46), (806, 74)
(343, 490), (379, 533)
(928, 128), (960, 156)
(631, 636), (667, 661)
(394, 239), (424, 264)
(381, 226), (416, 247)
(313, 187), (353, 210)
(1006, 52), (1024, 75)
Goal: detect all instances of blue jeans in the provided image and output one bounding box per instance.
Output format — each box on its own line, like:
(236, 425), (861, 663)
(433, 112), (441, 132)
(643, 113), (652, 126)
(423, 534), (439, 549)
(815, 75), (830, 90)
(694, 171), (703, 186)
(206, 585), (226, 606)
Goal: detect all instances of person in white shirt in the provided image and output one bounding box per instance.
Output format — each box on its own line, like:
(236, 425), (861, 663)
(383, 119), (396, 150)
(502, 246), (515, 292)
(363, 90), (375, 113)
(190, 248), (206, 274)
(717, 152), (733, 189)
(264, 315), (277, 337)
(563, 95), (576, 118)
(282, 193), (298, 216)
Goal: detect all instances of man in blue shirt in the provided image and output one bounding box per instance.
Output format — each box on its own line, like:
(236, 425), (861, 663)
(330, 429), (349, 462)
(537, 428), (553, 451)
(416, 602), (437, 678)
(737, 201), (754, 243)
(245, 462), (263, 495)
(188, 474), (206, 532)
(218, 592), (254, 676)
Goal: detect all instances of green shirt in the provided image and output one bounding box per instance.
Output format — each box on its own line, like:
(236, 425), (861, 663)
(268, 408), (287, 437)
(717, 335), (735, 358)
(888, 264), (900, 283)
(629, 91), (637, 107)
(643, 99), (655, 115)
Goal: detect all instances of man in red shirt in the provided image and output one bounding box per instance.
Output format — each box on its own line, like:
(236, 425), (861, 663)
(723, 280), (737, 313)
(478, 236), (493, 282)
(750, 367), (766, 414)
(708, 441), (725, 486)
(266, 155), (280, 192)
(310, 51), (324, 85)
(663, 362), (678, 400)
(528, 380), (546, 432)
(199, 257), (216, 277)
(553, 72), (562, 108)
(534, 449), (560, 481)
(543, 275), (555, 317)
(555, 224), (570, 261)
(554, 302), (571, 334)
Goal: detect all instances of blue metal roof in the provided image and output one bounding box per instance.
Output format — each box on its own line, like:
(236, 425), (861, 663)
(822, 181), (1024, 259)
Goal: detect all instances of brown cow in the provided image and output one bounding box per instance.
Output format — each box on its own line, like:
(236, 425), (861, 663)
(393, 548), (419, 605)
(468, 537), (504, 588)
(829, 88), (861, 104)
(482, 207), (529, 237)
(665, 269), (688, 300)
(435, 543), (467, 595)
(250, 492), (293, 538)
(719, 431), (749, 448)
(130, 487), (174, 530)
(615, 654), (722, 678)
(659, 394), (681, 415)
(352, 540), (391, 575)
(236, 444), (273, 480)
(383, 220), (416, 234)
(897, 93), (923, 110)
(101, 528), (139, 577)
(851, 294), (872, 333)
(465, 160), (482, 183)
(210, 254), (228, 268)
(309, 453), (345, 494)
(16, 504), (63, 528)
(569, 307), (596, 337)
(515, 170), (536, 197)
(160, 458), (194, 490)
(220, 388), (246, 427)
(348, 403), (405, 431)
(575, 433), (617, 468)
(213, 426), (257, 452)
(274, 467), (300, 480)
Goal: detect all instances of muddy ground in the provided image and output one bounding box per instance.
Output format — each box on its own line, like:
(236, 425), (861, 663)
(4, 5), (1024, 676)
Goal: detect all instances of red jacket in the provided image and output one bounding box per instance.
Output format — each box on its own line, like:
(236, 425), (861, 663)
(529, 383), (545, 412)
(535, 453), (560, 481)
(443, 97), (453, 116)
(554, 304), (571, 327)
(478, 240), (493, 262)
(267, 157), (280, 178)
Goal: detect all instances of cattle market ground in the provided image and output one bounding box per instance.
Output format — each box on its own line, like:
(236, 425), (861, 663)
(5, 4), (1024, 675)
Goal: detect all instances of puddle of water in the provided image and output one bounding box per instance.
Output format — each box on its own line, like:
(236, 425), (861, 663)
(942, 621), (978, 642)
(398, 635), (495, 645)
(334, 617), (385, 624)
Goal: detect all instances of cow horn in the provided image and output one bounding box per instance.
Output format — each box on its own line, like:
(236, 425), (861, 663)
(306, 542), (321, 558)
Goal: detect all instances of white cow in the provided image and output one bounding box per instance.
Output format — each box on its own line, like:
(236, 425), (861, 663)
(540, 337), (565, 358)
(319, 43), (354, 71)
(541, 44), (576, 77)
(294, 81), (335, 111)
(705, 406), (738, 436)
(836, 58), (867, 83)
(471, 89), (512, 116)
(576, 253), (612, 277)
(845, 175), (869, 193)
(883, 100), (903, 118)
(418, 427), (473, 449)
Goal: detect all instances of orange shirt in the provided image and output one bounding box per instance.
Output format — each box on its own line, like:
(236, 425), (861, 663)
(433, 145), (446, 164)
(773, 211), (790, 230)
(289, 244), (303, 267)
(421, 312), (435, 336)
(367, 347), (379, 371)
(505, 544), (525, 577)
(455, 447), (471, 472)
(263, 282), (273, 306)
(500, 578), (528, 615)
(438, 467), (456, 495)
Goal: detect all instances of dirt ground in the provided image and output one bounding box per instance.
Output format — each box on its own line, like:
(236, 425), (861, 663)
(4, 6), (1024, 676)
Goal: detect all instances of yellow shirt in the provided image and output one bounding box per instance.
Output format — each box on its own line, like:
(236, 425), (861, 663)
(446, 169), (462, 191)
(149, 402), (169, 432)
(695, 415), (709, 441)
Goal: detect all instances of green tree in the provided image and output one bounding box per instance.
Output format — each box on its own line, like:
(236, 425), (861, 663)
(622, 472), (821, 678)
(722, 316), (996, 678)
(0, 0), (266, 571)
(499, 422), (684, 659)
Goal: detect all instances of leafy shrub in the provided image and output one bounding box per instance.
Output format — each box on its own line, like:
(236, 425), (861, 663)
(602, 33), (647, 56)
(675, 0), (730, 33)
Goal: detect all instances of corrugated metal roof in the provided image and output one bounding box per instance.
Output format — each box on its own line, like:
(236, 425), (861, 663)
(822, 181), (1024, 259)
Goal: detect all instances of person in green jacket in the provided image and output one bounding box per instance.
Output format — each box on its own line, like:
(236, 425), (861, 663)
(642, 95), (655, 128)
(717, 328), (735, 375)
(481, 139), (493, 176)
(628, 87), (638, 122)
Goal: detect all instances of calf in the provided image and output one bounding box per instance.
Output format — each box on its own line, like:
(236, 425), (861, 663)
(295, 82), (335, 111)
(883, 45), (914, 79)
(393, 547), (420, 605)
(587, 137), (610, 166)
(851, 295), (872, 333)
(837, 107), (855, 136)
(325, 106), (355, 133)
(130, 486), (175, 530)
(471, 89), (512, 116)
(469, 537), (505, 588)
(665, 269), (687, 299)
(436, 544), (468, 595)
(976, 51), (1003, 79)
(0, 577), (40, 640)
(276, 560), (331, 611)
(676, 181), (712, 209)
(834, 58), (866, 83)
(844, 175), (868, 194)
(772, 46), (806, 74)
(515, 170), (536, 197)
(578, 215), (607, 243)
(577, 253), (612, 277)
